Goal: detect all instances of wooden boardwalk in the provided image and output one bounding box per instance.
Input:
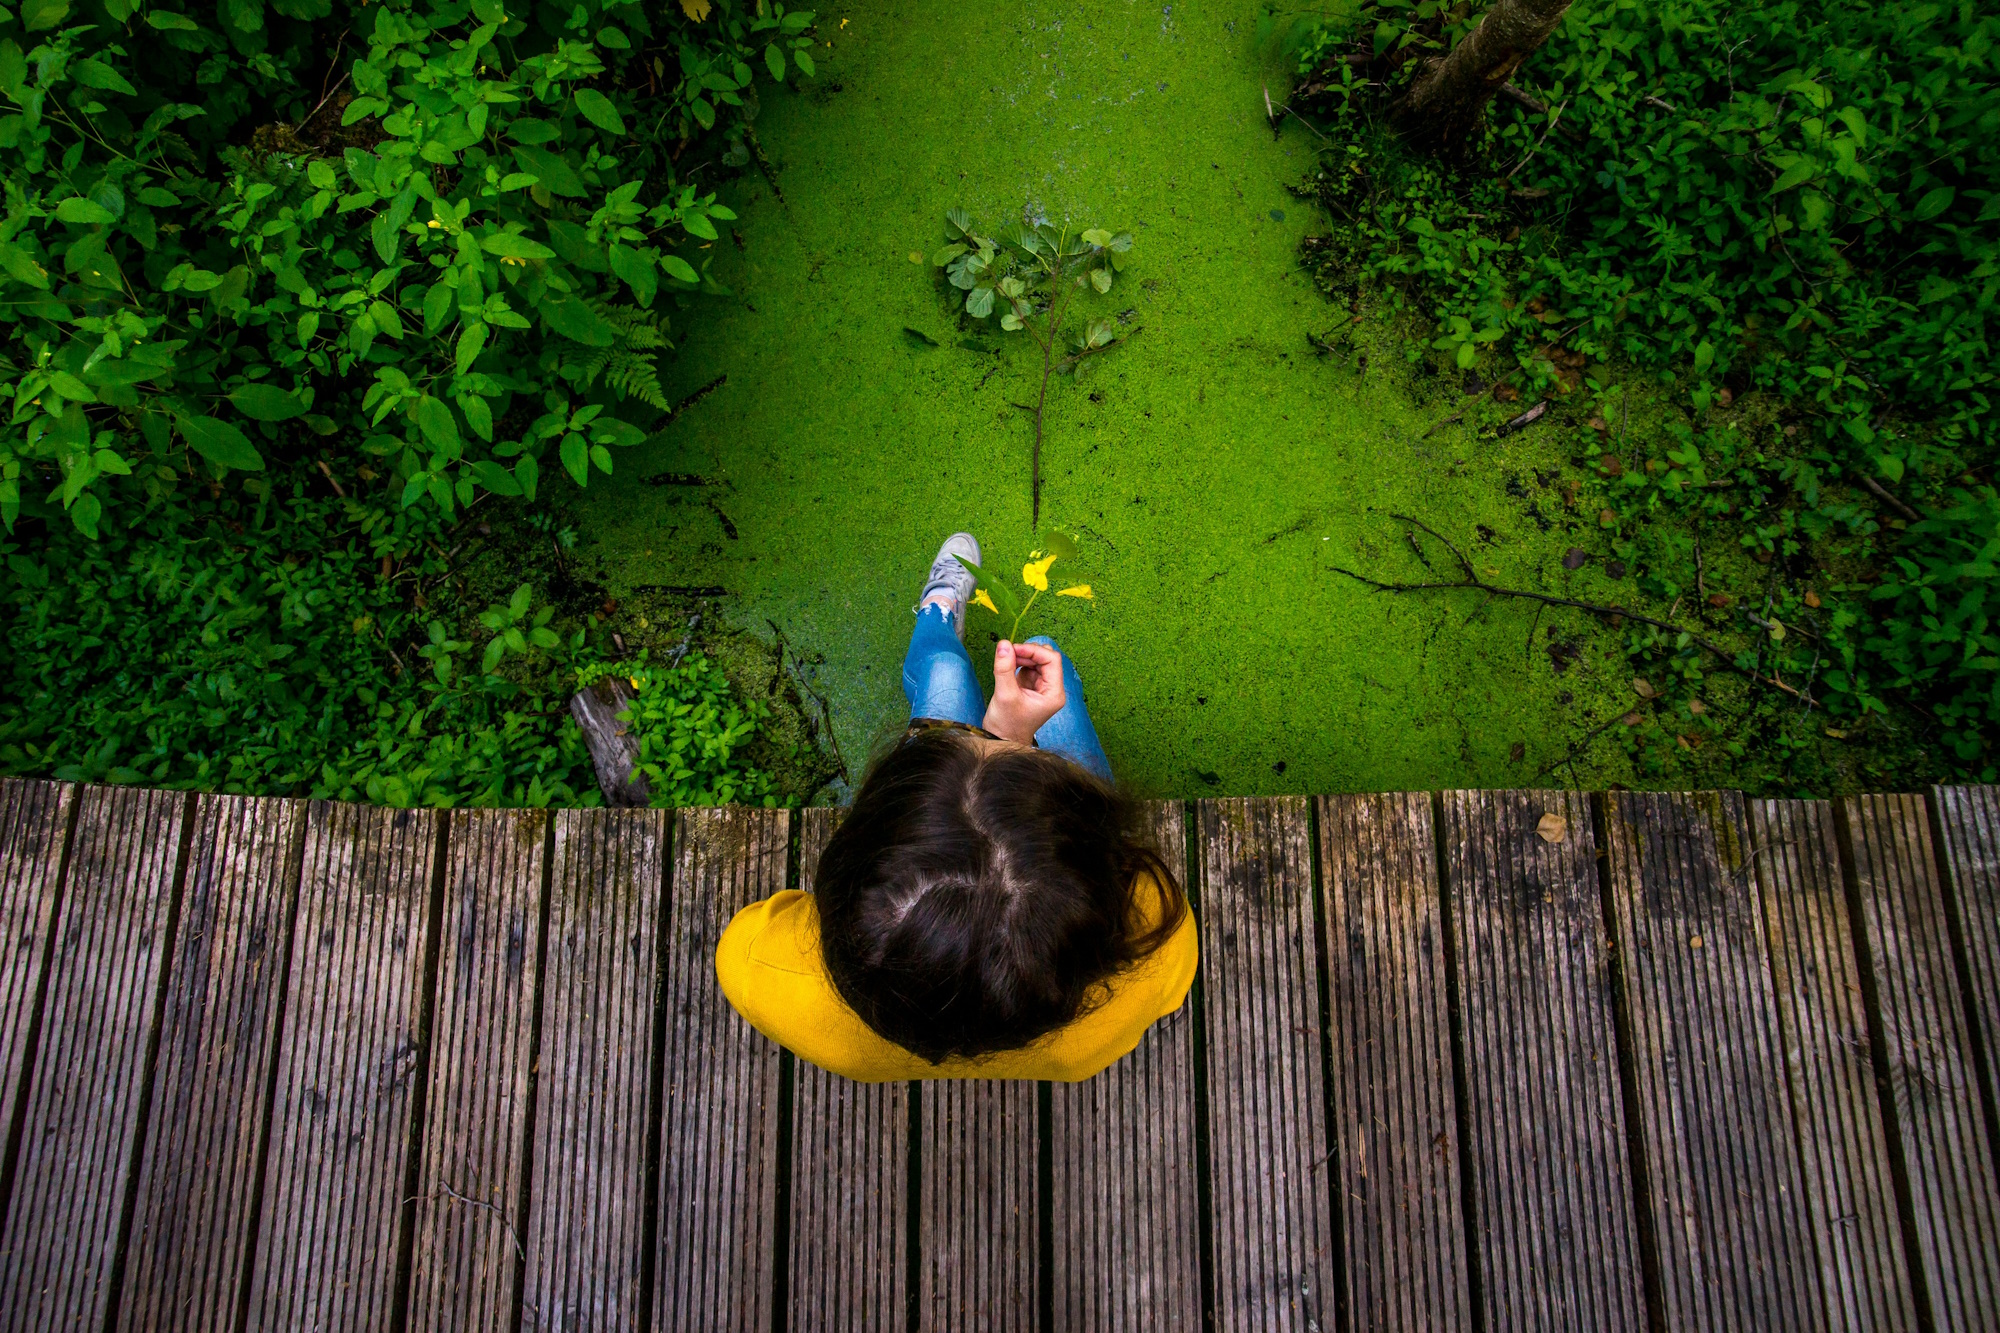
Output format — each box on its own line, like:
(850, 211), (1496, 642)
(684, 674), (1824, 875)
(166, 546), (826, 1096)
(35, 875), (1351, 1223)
(0, 780), (1995, 1331)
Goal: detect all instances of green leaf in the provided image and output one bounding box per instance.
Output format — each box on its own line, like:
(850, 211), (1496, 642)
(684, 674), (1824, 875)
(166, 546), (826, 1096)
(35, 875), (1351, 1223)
(176, 414), (265, 471)
(0, 242), (50, 289)
(1040, 528), (1082, 561)
(145, 9), (201, 27)
(953, 554), (1023, 622)
(413, 395), (461, 452)
(455, 323), (488, 376)
(230, 384), (306, 421)
(423, 281), (454, 333)
(574, 88), (625, 135)
(662, 254), (700, 284)
(683, 211), (719, 241)
(794, 48), (815, 77)
(610, 244), (657, 306)
(49, 371), (95, 402)
(71, 58), (138, 95)
(765, 43), (785, 80)
(514, 454), (538, 501)
(479, 231), (556, 260)
(511, 144), (587, 197)
(1090, 267), (1112, 293)
(21, 0), (70, 30)
(470, 460), (521, 496)
(1694, 339), (1716, 374)
(460, 394), (493, 441)
(55, 198), (117, 225)
(965, 285), (995, 318)
(1913, 186), (1955, 222)
(1769, 162), (1816, 194)
(69, 492), (100, 540)
(537, 294), (617, 346)
(560, 433), (589, 485)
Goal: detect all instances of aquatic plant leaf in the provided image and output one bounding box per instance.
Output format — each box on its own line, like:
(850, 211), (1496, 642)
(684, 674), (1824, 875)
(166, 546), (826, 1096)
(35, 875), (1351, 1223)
(1039, 528), (1080, 561)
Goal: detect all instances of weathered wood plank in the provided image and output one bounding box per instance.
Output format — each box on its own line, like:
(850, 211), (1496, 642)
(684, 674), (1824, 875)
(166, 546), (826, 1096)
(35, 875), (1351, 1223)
(522, 807), (666, 1330)
(1750, 798), (1917, 1333)
(1931, 785), (2000, 1153)
(117, 794), (306, 1333)
(1845, 793), (2000, 1328)
(1442, 789), (1647, 1331)
(1604, 790), (1823, 1330)
(920, 1079), (1038, 1333)
(1051, 800), (1201, 1333)
(1319, 791), (1470, 1333)
(654, 806), (787, 1333)
(1198, 796), (1336, 1332)
(407, 808), (550, 1333)
(0, 786), (186, 1330)
(245, 802), (439, 1332)
(788, 806), (909, 1333)
(0, 779), (74, 1146)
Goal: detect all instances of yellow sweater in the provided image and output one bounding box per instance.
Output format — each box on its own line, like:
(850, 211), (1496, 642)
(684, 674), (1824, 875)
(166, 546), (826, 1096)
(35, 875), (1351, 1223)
(713, 880), (1199, 1082)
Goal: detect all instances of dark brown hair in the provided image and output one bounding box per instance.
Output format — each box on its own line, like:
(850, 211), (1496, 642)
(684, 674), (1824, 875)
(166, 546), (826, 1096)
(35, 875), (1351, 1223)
(813, 728), (1187, 1065)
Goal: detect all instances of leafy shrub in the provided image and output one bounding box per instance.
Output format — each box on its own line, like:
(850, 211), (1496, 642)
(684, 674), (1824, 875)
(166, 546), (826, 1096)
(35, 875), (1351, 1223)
(1285, 0), (2000, 774)
(579, 652), (775, 806)
(0, 0), (811, 805)
(1, 0), (815, 538)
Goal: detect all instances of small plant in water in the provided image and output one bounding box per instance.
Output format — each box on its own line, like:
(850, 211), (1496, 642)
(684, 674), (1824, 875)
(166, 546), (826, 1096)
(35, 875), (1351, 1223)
(930, 210), (1136, 524)
(953, 528), (1094, 642)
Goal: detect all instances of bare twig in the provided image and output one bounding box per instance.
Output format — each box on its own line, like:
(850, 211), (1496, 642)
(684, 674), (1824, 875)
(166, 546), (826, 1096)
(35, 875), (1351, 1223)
(1856, 472), (1921, 522)
(1503, 99), (1569, 184)
(1332, 514), (1816, 706)
(1495, 400), (1548, 438)
(415, 1183), (526, 1264)
(316, 457), (347, 498)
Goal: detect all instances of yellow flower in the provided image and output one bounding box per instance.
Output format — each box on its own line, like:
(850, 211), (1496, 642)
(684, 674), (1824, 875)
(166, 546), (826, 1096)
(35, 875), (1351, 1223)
(629, 676), (643, 689)
(971, 588), (998, 615)
(680, 0), (711, 18)
(1022, 554), (1057, 591)
(1056, 584), (1093, 600)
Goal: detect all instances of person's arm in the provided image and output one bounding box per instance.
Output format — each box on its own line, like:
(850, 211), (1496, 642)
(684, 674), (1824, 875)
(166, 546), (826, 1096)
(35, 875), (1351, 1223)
(983, 639), (1066, 744)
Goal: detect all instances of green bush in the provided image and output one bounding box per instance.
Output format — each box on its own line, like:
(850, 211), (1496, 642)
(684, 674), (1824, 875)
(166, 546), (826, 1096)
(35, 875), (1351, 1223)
(0, 0), (811, 804)
(2, 0), (814, 536)
(1286, 0), (2000, 774)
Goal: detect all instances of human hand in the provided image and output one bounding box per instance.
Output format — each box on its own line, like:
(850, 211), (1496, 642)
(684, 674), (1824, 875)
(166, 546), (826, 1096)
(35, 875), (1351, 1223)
(983, 639), (1066, 744)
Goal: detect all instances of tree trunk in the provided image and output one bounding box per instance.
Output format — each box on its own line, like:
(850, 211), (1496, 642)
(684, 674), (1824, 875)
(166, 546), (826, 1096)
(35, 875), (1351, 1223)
(1393, 0), (1574, 151)
(570, 676), (650, 806)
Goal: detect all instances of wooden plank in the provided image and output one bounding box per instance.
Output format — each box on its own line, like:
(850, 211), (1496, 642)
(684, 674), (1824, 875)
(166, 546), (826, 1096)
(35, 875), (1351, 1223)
(1604, 790), (1823, 1330)
(521, 807), (666, 1330)
(1051, 800), (1201, 1333)
(116, 794), (306, 1333)
(788, 806), (909, 1333)
(244, 802), (440, 1332)
(1319, 791), (1471, 1333)
(407, 808), (550, 1333)
(1931, 785), (2000, 1150)
(654, 806), (788, 1333)
(0, 786), (186, 1330)
(920, 1079), (1038, 1333)
(1198, 795), (1336, 1332)
(0, 779), (74, 1142)
(1845, 793), (2000, 1328)
(1442, 788), (1647, 1331)
(1750, 799), (1918, 1333)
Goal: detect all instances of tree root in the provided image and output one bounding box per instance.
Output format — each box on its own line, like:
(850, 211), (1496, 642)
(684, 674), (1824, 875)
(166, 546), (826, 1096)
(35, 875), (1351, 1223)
(1330, 513), (1817, 707)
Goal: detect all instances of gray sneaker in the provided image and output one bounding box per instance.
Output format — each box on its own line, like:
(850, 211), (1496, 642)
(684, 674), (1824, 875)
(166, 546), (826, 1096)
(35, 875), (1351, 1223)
(915, 532), (982, 638)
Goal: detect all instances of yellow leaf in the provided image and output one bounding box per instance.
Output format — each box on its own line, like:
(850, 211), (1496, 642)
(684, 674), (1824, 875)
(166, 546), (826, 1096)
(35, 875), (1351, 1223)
(1535, 812), (1568, 843)
(680, 0), (710, 19)
(1056, 584), (1093, 600)
(971, 588), (998, 615)
(1022, 554), (1057, 591)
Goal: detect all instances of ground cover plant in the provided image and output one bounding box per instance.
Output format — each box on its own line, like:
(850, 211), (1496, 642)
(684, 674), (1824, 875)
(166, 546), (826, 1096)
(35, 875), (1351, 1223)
(1276, 0), (2000, 785)
(0, 0), (819, 803)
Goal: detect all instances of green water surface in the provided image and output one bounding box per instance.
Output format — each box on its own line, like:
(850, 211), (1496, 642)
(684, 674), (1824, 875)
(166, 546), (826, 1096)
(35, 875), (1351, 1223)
(583, 0), (1639, 798)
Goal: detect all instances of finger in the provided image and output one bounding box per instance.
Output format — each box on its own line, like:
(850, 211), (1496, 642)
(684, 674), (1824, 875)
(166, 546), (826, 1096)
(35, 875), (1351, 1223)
(1012, 641), (1061, 669)
(991, 640), (1020, 703)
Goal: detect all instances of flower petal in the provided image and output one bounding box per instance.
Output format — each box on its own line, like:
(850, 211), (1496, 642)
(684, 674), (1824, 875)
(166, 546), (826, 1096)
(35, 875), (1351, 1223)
(1056, 584), (1093, 600)
(972, 588), (999, 614)
(1022, 554), (1057, 591)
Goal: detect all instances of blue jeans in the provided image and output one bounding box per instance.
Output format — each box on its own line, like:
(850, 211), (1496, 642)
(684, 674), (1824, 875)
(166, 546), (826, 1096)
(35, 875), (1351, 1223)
(901, 606), (1113, 783)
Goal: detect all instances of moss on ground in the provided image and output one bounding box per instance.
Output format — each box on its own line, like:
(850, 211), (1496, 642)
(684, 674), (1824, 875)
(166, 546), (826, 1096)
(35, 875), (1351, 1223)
(579, 0), (1650, 799)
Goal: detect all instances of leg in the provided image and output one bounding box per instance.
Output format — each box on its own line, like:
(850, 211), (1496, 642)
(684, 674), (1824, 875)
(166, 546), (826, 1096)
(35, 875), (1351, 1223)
(1024, 636), (1113, 784)
(903, 605), (987, 726)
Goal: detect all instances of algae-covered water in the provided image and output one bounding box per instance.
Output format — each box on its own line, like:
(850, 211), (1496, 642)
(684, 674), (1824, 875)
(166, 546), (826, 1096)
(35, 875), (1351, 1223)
(583, 0), (1638, 799)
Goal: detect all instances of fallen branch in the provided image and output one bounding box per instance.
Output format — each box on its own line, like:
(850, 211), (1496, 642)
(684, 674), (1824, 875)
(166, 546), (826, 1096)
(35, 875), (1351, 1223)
(1856, 472), (1921, 522)
(1331, 513), (1817, 706)
(1494, 400), (1548, 438)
